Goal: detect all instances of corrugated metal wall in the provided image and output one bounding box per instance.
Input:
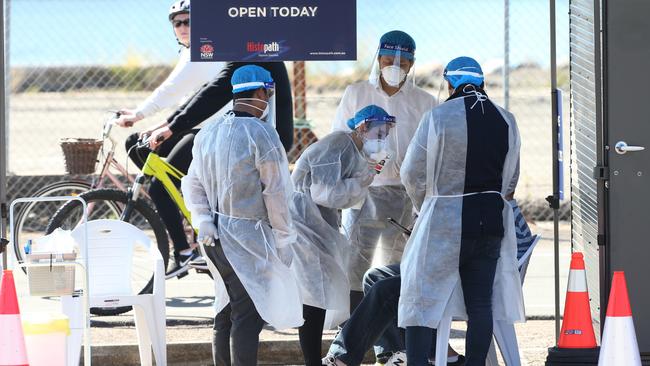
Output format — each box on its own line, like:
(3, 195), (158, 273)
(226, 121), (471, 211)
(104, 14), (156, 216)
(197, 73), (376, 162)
(569, 0), (601, 331)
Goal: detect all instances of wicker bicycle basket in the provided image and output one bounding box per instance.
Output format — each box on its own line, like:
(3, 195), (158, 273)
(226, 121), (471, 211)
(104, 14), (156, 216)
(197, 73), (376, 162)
(59, 138), (103, 175)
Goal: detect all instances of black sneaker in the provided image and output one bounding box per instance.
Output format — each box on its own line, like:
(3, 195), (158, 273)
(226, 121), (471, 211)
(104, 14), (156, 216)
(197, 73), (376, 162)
(166, 250), (199, 279)
(188, 256), (209, 271)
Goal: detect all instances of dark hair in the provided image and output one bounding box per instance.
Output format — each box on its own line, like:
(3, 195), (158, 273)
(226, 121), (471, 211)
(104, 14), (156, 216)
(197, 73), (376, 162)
(233, 88), (257, 100)
(450, 82), (485, 90)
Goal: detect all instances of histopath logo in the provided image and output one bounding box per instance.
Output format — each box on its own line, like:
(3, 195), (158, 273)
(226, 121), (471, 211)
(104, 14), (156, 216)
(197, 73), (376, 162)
(247, 41), (280, 55)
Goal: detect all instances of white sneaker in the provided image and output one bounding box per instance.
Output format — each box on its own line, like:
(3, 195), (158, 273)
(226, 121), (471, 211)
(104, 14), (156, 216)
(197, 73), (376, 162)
(322, 355), (339, 366)
(385, 351), (407, 366)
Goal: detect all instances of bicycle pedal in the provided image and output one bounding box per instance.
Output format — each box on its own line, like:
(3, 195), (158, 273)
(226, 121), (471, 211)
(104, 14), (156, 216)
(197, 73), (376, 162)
(176, 271), (190, 279)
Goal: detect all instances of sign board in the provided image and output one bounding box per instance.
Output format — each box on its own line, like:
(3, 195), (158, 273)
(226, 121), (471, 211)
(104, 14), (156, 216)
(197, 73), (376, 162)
(190, 0), (357, 62)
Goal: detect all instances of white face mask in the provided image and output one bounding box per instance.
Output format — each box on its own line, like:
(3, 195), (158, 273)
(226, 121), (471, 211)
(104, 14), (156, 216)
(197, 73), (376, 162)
(234, 98), (269, 120)
(381, 65), (407, 87)
(260, 103), (270, 120)
(362, 138), (390, 162)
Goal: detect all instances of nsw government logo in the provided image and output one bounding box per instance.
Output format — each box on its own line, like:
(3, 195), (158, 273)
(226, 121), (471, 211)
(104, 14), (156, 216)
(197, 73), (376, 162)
(200, 44), (214, 60)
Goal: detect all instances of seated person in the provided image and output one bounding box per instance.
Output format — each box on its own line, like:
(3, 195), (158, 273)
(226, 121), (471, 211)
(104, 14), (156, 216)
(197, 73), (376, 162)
(323, 199), (535, 366)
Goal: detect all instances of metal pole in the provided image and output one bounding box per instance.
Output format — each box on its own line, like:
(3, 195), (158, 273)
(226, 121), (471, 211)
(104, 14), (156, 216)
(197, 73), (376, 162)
(0, 0), (8, 270)
(547, 0), (561, 343)
(503, 0), (510, 110)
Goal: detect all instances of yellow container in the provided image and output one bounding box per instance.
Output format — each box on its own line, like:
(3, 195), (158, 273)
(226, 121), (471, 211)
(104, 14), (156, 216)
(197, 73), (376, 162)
(22, 313), (70, 366)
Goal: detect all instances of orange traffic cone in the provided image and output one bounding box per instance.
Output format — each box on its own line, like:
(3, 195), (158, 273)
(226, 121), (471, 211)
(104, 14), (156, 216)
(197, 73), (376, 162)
(558, 252), (597, 348)
(598, 271), (641, 366)
(546, 252), (599, 365)
(0, 270), (29, 366)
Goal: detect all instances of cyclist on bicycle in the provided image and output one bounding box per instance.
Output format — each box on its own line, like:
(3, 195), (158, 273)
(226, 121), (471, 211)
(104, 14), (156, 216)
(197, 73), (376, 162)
(115, 0), (225, 277)
(116, 1), (224, 130)
(118, 0), (295, 278)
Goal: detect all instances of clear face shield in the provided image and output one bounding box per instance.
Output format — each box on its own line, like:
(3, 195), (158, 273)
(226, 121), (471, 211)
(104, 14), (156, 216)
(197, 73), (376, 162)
(262, 82), (276, 128)
(369, 44), (415, 88)
(358, 117), (396, 162)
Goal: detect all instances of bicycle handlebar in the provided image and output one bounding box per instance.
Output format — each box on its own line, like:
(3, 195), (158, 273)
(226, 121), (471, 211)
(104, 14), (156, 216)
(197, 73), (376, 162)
(136, 133), (165, 150)
(102, 111), (121, 140)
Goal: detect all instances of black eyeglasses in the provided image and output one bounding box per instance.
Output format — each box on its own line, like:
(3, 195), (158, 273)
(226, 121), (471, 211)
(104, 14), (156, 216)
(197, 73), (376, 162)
(173, 19), (190, 28)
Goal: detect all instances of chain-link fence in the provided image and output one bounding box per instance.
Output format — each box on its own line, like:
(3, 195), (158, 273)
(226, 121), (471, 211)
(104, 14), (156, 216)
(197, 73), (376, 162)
(6, 0), (570, 221)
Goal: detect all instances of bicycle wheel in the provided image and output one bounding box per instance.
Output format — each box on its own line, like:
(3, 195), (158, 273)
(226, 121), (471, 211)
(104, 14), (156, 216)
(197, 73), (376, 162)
(46, 188), (170, 316)
(12, 180), (92, 268)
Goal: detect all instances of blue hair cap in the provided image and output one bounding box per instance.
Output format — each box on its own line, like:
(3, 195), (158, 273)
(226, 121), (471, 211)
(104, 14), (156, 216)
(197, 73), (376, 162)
(444, 56), (484, 88)
(347, 105), (394, 130)
(231, 65), (274, 93)
(378, 30), (415, 60)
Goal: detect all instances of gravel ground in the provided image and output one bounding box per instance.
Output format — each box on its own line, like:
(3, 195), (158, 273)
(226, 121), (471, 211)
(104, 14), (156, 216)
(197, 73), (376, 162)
(88, 319), (556, 365)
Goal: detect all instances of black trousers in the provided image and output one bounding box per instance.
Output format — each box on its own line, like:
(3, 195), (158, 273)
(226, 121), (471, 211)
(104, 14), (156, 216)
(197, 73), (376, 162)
(299, 304), (327, 366)
(204, 241), (265, 366)
(124, 130), (199, 254)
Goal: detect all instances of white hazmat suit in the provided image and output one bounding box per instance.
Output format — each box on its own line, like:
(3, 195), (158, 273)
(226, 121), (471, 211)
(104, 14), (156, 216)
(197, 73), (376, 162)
(182, 112), (304, 330)
(398, 93), (525, 328)
(332, 80), (437, 290)
(290, 131), (375, 327)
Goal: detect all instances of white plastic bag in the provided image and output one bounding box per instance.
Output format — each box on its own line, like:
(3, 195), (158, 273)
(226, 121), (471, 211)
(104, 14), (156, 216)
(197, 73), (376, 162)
(33, 228), (75, 254)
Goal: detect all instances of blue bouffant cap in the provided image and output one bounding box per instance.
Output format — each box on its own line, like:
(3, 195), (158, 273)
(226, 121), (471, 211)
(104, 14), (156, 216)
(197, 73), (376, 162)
(231, 65), (274, 94)
(378, 30), (416, 60)
(346, 105), (395, 130)
(443, 56), (484, 88)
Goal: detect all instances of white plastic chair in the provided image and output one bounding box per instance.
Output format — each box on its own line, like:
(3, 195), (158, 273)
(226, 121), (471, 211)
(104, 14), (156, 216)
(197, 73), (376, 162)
(62, 219), (166, 366)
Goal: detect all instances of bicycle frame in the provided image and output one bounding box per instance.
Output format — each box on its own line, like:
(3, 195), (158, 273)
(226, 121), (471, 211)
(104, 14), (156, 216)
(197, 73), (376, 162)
(92, 119), (148, 198)
(127, 150), (192, 226)
(95, 146), (131, 190)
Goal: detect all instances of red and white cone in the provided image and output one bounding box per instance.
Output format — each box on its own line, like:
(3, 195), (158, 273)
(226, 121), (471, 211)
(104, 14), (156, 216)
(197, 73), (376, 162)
(558, 252), (597, 348)
(0, 270), (29, 366)
(598, 271), (641, 366)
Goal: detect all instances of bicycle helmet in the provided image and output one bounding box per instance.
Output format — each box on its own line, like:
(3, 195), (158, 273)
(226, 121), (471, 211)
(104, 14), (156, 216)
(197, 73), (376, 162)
(169, 0), (190, 21)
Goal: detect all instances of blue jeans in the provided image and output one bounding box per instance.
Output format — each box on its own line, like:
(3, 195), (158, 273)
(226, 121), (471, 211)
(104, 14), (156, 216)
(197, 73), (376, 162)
(406, 235), (502, 366)
(328, 264), (435, 365)
(363, 264), (403, 357)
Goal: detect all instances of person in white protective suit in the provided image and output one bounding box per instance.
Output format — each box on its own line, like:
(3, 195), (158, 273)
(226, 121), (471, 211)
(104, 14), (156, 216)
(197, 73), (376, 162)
(181, 64), (303, 366)
(331, 30), (438, 309)
(398, 56), (524, 366)
(290, 105), (395, 365)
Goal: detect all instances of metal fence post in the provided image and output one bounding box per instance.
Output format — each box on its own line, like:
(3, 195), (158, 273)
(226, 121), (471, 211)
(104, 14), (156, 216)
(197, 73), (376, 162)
(1, 0), (8, 269)
(504, 0), (510, 110)
(548, 0), (562, 343)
